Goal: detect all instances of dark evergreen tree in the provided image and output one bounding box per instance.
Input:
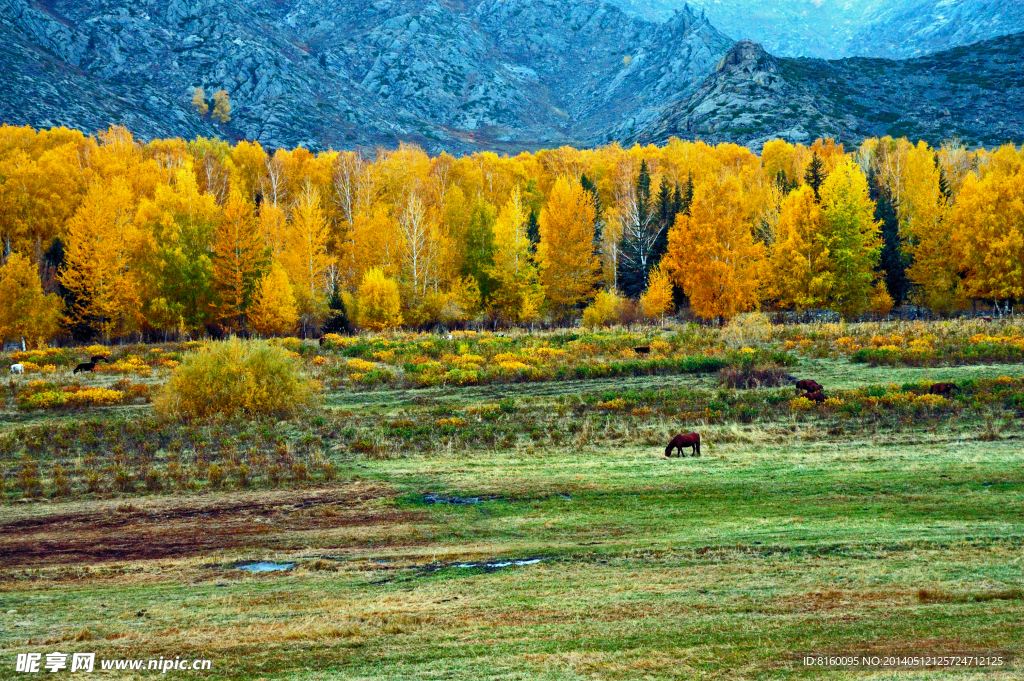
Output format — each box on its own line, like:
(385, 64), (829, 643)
(869, 167), (912, 306)
(681, 171), (694, 216)
(636, 160), (652, 221)
(580, 173), (603, 255)
(652, 175), (676, 265)
(935, 154), (952, 201)
(805, 152), (825, 200)
(526, 207), (540, 253)
(321, 284), (351, 335)
(776, 170), (797, 193)
(617, 160), (658, 298)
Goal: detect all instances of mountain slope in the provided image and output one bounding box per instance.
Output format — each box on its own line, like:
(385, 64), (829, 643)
(632, 32), (1024, 150)
(852, 0), (1024, 59)
(0, 0), (731, 152)
(606, 0), (1024, 59)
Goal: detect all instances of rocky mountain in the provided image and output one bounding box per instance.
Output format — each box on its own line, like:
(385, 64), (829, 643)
(606, 0), (1024, 59)
(631, 32), (1024, 150)
(850, 0), (1024, 59)
(0, 0), (731, 153)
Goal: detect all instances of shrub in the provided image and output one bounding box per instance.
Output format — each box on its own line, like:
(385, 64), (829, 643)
(582, 289), (626, 328)
(718, 365), (789, 389)
(721, 312), (773, 349)
(155, 339), (320, 420)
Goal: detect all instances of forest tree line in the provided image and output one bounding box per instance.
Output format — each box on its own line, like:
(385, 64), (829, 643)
(0, 124), (1022, 345)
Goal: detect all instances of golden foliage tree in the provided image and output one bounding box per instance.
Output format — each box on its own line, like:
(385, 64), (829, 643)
(191, 87), (209, 116)
(664, 175), (766, 321)
(356, 267), (403, 331)
(134, 167), (221, 334)
(768, 185), (832, 309)
(214, 189), (267, 330)
(819, 160), (885, 317)
(900, 142), (963, 312)
(60, 178), (143, 339)
(0, 253), (63, 347)
(212, 90), (231, 123)
(952, 153), (1024, 311)
(487, 188), (544, 323)
(280, 185), (335, 331)
(639, 264), (674, 321)
(248, 261), (298, 336)
(537, 177), (600, 313)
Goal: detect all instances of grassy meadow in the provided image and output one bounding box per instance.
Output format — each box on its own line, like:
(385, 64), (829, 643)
(1, 319), (1023, 679)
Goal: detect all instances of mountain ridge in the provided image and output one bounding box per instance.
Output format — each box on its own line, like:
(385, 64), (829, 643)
(631, 32), (1024, 151)
(0, 0), (731, 152)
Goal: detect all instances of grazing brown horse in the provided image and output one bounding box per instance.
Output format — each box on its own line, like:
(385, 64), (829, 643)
(795, 379), (823, 393)
(929, 382), (960, 397)
(90, 355), (109, 365)
(803, 391), (827, 403)
(666, 433), (701, 457)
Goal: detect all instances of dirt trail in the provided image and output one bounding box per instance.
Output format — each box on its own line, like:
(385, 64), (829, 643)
(0, 483), (421, 567)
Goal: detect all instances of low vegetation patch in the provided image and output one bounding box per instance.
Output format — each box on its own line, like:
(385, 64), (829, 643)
(155, 339), (320, 421)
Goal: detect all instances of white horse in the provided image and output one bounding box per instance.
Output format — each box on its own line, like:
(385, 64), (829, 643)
(10, 364), (24, 374)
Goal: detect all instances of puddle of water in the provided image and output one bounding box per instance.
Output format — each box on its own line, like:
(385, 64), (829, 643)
(237, 562), (294, 573)
(455, 558), (544, 570)
(423, 493), (499, 505)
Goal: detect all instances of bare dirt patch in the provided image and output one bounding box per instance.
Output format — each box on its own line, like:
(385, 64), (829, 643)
(0, 483), (423, 567)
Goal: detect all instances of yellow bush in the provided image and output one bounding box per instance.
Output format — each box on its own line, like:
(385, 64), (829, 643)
(915, 394), (948, 407)
(790, 397), (814, 411)
(721, 312), (773, 349)
(321, 333), (357, 349)
(155, 339), (319, 420)
(346, 358), (376, 373)
(492, 352), (531, 365)
(582, 289), (625, 328)
(311, 356), (329, 366)
(650, 340), (671, 355)
(596, 398), (626, 410)
(437, 417), (467, 427)
(100, 355), (152, 376)
(823, 398), (844, 409)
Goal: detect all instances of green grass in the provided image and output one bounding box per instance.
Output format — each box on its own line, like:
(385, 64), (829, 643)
(1, 347), (1023, 679)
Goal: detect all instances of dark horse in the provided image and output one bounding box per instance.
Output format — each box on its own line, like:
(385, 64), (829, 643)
(74, 357), (107, 374)
(929, 382), (960, 397)
(795, 379), (823, 393)
(803, 391), (827, 403)
(666, 433), (701, 457)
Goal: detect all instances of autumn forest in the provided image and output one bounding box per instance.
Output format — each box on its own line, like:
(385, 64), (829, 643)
(1, 124), (1022, 346)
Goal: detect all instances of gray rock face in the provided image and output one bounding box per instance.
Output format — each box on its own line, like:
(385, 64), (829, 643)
(632, 33), (1024, 150)
(607, 0), (1024, 60)
(0, 0), (731, 152)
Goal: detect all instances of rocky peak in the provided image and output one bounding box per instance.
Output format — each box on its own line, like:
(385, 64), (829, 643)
(717, 40), (775, 72)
